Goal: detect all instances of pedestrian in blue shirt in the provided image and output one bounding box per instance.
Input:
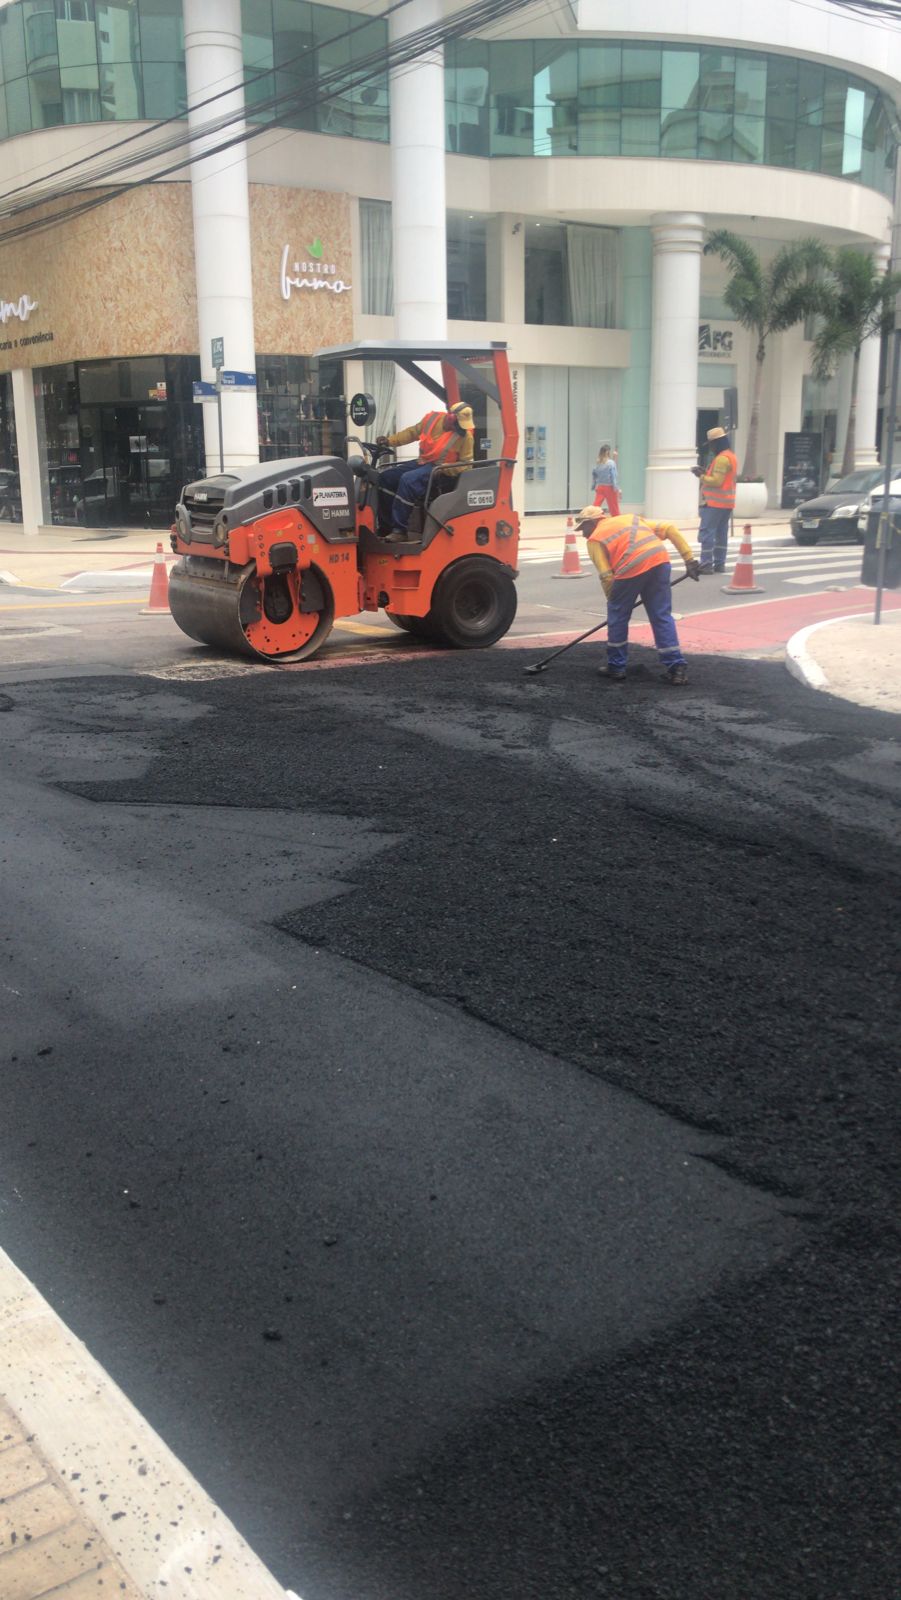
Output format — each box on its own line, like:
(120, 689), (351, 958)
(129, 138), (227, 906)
(591, 444), (621, 516)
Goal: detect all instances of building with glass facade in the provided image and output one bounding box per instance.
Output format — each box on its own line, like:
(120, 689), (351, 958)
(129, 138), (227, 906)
(0, 0), (897, 528)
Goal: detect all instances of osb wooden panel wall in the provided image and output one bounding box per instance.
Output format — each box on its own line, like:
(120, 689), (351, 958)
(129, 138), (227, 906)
(251, 185), (353, 354)
(0, 182), (353, 373)
(0, 186), (198, 372)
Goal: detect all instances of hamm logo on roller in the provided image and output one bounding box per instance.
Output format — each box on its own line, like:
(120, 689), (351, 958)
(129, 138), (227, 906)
(312, 486), (350, 507)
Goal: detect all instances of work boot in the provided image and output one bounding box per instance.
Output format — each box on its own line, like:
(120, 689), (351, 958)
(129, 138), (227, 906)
(597, 664), (627, 682)
(665, 662), (688, 686)
(697, 564), (713, 575)
(384, 527), (409, 543)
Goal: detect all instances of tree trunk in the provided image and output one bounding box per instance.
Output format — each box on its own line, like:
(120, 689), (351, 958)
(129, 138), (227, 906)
(842, 345), (861, 478)
(743, 346), (766, 480)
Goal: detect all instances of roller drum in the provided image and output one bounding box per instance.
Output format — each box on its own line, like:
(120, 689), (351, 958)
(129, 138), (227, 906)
(168, 556), (333, 662)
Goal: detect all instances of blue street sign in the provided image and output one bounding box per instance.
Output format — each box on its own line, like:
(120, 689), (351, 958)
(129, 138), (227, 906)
(192, 380), (217, 402)
(219, 369), (257, 388)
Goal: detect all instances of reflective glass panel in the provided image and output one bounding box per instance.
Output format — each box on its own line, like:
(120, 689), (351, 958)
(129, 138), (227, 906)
(58, 5), (99, 69)
(766, 55), (797, 121)
(661, 50), (699, 111)
(621, 108), (659, 156)
(490, 40), (532, 156)
(579, 45), (621, 108)
(5, 75), (31, 133)
(534, 42), (577, 157)
(734, 54), (766, 118)
(137, 0), (181, 61)
(733, 114), (764, 163)
(141, 56), (183, 116)
(447, 212), (487, 320)
(29, 66), (63, 125)
(61, 64), (101, 121)
(699, 51), (734, 112)
(0, 8), (28, 81)
(661, 106), (697, 157)
(621, 46), (660, 109)
(100, 58), (141, 116)
(97, 3), (141, 65)
(23, 0), (58, 66)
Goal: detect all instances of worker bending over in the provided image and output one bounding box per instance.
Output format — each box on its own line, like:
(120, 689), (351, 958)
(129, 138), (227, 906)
(377, 401), (474, 540)
(575, 504), (700, 684)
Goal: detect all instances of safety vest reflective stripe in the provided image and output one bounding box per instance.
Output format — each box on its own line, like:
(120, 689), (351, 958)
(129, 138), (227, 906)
(419, 412), (463, 466)
(597, 514), (668, 580)
(704, 450), (738, 508)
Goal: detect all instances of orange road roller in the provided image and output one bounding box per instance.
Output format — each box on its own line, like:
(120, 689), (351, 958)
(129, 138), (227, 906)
(168, 340), (520, 663)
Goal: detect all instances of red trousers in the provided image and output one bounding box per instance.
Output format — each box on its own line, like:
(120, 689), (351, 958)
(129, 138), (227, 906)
(593, 483), (621, 515)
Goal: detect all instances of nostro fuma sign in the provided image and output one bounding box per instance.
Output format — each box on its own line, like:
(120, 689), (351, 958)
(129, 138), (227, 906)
(0, 292), (38, 325)
(280, 245), (351, 300)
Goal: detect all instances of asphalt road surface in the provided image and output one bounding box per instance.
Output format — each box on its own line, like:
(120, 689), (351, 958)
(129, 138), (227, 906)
(0, 595), (899, 1598)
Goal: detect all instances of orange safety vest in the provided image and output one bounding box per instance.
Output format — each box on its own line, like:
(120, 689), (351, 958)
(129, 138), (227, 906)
(418, 411), (465, 467)
(588, 514), (670, 580)
(703, 449), (738, 509)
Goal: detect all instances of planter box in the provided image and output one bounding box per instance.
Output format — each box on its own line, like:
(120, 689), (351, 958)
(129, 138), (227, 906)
(734, 481), (768, 518)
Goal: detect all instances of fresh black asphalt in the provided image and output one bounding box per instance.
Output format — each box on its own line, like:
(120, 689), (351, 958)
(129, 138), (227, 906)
(0, 639), (898, 1599)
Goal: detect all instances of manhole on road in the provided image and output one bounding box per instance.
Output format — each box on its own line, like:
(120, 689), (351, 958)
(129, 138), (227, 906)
(142, 659), (261, 681)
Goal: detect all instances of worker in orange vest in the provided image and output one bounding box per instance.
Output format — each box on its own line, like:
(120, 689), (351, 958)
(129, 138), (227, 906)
(575, 504), (700, 684)
(692, 425), (738, 573)
(376, 401), (474, 540)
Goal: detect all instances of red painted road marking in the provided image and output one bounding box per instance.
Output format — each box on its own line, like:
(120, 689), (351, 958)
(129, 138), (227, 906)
(499, 588), (901, 657)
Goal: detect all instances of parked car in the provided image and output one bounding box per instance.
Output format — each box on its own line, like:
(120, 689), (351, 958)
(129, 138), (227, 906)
(856, 478), (901, 537)
(789, 466), (886, 544)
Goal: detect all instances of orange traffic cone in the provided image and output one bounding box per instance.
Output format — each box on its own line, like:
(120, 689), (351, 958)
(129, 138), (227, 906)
(722, 525), (764, 594)
(141, 541), (171, 614)
(553, 528), (585, 579)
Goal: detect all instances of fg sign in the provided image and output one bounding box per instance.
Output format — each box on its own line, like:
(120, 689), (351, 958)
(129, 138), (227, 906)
(349, 392), (377, 427)
(699, 322), (734, 359)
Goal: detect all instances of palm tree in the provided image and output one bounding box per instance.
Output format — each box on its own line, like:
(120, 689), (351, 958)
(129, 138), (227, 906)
(810, 246), (901, 478)
(703, 230), (830, 481)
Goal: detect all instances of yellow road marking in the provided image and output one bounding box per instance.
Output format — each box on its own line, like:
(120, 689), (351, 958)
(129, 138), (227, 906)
(0, 597), (147, 612)
(333, 620), (396, 637)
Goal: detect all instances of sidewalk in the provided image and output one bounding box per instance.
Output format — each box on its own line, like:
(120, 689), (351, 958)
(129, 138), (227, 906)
(0, 526), (171, 592)
(786, 606), (901, 713)
(0, 1246), (293, 1600)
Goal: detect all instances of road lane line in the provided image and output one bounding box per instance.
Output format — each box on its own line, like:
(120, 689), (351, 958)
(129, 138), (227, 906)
(0, 598), (147, 612)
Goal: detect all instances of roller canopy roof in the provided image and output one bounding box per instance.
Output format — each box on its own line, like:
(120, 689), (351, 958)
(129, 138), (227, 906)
(316, 340), (509, 406)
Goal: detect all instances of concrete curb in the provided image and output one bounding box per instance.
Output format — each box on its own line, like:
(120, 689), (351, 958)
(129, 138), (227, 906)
(785, 610), (866, 695)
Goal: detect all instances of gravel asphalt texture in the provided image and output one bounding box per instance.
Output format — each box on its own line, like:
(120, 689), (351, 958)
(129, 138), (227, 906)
(3, 638), (900, 1599)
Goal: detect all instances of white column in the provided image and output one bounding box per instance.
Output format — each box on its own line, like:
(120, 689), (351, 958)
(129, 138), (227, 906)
(183, 0), (258, 472)
(644, 213), (704, 520)
(854, 239), (891, 468)
(389, 0), (447, 434)
(11, 369), (45, 535)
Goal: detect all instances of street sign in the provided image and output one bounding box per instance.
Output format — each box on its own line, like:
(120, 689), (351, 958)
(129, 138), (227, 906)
(219, 369), (257, 387)
(211, 336), (224, 369)
(192, 380), (218, 402)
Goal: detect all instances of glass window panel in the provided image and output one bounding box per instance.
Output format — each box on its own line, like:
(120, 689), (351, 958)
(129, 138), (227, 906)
(447, 212), (487, 320)
(795, 121), (821, 170)
(822, 68), (846, 129)
(243, 0), (274, 119)
(699, 50), (734, 112)
(534, 42), (577, 156)
(0, 8), (28, 82)
(844, 84), (865, 146)
(765, 117), (794, 167)
(5, 75), (32, 133)
(525, 222), (568, 325)
(490, 40), (532, 156)
(58, 4), (99, 69)
(273, 0), (314, 129)
(97, 3), (141, 65)
(30, 66), (63, 125)
(0, 86), (7, 139)
(765, 55), (797, 122)
(61, 62), (101, 120)
(23, 0), (58, 65)
(141, 56), (182, 116)
(138, 0), (181, 60)
(661, 106), (698, 157)
(312, 2), (344, 45)
(732, 114), (764, 163)
(661, 49), (698, 112)
(579, 44), (621, 109)
(578, 107), (620, 156)
(820, 123), (844, 176)
(734, 54), (766, 118)
(699, 109), (732, 160)
(621, 46), (660, 109)
(842, 133), (862, 178)
(621, 108), (659, 156)
(447, 38), (488, 155)
(100, 58), (141, 115)
(798, 61), (824, 124)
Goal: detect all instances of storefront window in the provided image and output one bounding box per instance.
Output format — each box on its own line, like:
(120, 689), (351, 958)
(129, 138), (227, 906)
(34, 355), (204, 528)
(256, 355), (346, 462)
(0, 374), (20, 523)
(359, 198), (393, 315)
(524, 365), (621, 511)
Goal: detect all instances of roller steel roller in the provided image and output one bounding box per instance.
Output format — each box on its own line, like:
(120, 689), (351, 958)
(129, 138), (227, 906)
(167, 342), (521, 666)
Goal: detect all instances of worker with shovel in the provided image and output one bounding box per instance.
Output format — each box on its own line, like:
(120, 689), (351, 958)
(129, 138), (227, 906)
(575, 504), (700, 684)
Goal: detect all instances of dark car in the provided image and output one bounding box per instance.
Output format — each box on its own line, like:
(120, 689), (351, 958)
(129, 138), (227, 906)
(0, 468), (21, 521)
(789, 466), (887, 544)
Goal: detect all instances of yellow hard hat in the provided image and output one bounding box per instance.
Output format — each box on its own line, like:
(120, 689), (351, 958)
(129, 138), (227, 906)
(450, 402), (475, 431)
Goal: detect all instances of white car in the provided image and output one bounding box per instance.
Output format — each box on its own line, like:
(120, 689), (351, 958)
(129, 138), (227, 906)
(857, 478), (901, 536)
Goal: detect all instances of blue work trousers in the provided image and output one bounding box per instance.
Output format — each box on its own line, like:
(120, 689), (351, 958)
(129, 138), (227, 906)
(606, 561), (685, 670)
(379, 462), (432, 532)
(698, 504), (731, 571)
